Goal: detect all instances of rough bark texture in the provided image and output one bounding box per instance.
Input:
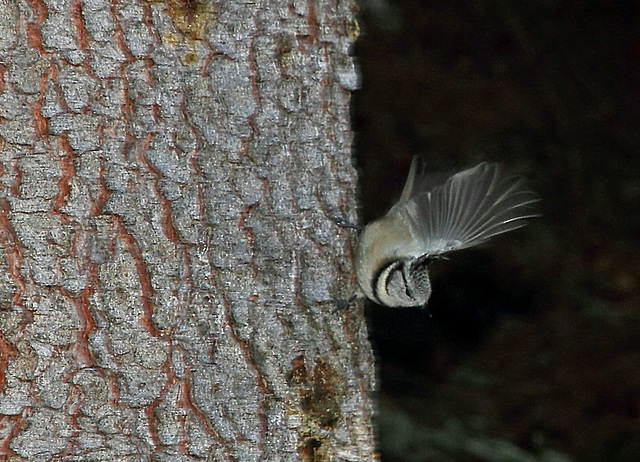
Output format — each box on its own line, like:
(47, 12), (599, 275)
(0, 0), (376, 460)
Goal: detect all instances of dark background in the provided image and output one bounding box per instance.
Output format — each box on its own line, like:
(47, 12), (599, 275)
(353, 1), (640, 461)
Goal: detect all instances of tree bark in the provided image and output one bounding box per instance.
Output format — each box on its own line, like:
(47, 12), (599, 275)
(0, 0), (376, 460)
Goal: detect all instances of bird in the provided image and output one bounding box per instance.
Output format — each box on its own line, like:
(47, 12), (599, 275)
(354, 158), (540, 308)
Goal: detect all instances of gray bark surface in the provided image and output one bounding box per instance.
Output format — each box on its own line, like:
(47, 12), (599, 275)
(0, 0), (376, 460)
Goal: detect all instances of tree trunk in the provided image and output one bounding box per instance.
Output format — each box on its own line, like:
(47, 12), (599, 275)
(0, 0), (376, 460)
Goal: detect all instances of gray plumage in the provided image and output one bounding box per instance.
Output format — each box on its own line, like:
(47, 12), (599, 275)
(355, 158), (540, 308)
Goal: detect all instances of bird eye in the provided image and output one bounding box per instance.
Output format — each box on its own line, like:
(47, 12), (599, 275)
(401, 266), (414, 298)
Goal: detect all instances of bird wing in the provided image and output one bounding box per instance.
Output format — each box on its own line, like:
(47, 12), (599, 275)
(396, 160), (541, 256)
